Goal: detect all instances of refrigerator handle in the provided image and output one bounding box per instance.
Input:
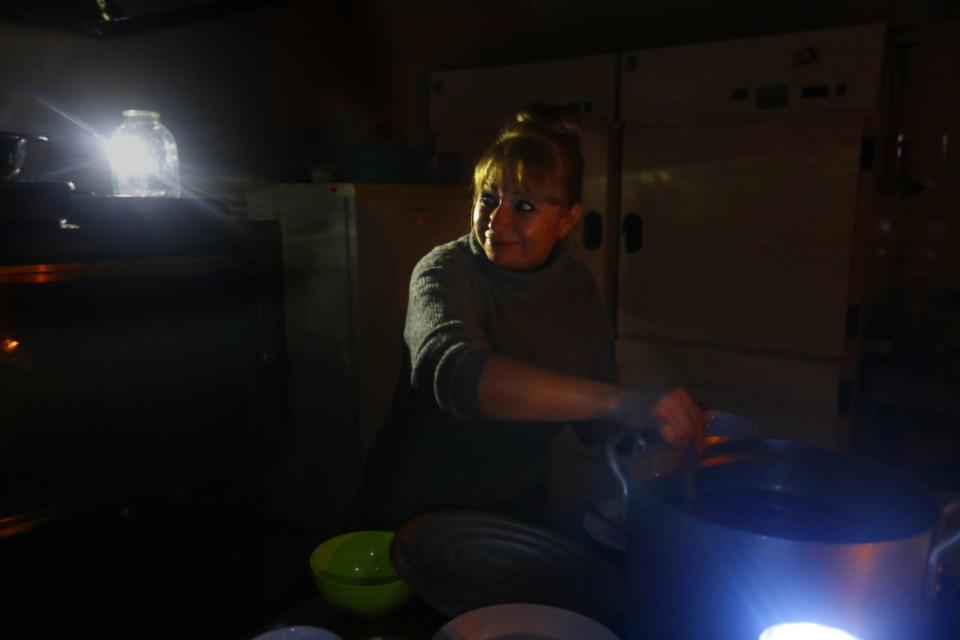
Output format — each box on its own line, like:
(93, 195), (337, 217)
(582, 210), (603, 250)
(622, 212), (643, 253)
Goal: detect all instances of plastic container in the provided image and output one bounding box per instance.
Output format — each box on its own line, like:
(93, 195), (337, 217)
(309, 531), (412, 618)
(107, 110), (180, 197)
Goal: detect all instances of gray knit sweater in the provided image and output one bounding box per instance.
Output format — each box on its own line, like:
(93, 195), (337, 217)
(362, 232), (616, 523)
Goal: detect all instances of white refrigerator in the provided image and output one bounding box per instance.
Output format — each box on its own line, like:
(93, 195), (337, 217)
(245, 182), (470, 530)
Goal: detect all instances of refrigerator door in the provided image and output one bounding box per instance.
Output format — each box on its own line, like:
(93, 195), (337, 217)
(617, 113), (865, 358)
(245, 184), (360, 529)
(246, 182), (470, 529)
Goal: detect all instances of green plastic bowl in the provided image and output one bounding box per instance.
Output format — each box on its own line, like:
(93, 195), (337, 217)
(309, 531), (412, 618)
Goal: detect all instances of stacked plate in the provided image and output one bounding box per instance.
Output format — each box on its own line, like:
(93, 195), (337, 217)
(433, 603), (621, 640)
(390, 511), (623, 631)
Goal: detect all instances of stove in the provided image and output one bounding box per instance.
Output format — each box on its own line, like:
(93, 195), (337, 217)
(0, 191), (297, 638)
(0, 179), (77, 202)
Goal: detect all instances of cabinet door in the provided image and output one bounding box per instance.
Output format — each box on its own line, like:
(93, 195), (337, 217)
(433, 131), (490, 184)
(429, 55), (617, 132)
(575, 126), (620, 315)
(618, 114), (864, 358)
(619, 24), (885, 125)
(616, 338), (843, 448)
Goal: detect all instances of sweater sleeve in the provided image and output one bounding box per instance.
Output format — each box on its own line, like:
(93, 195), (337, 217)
(404, 247), (491, 418)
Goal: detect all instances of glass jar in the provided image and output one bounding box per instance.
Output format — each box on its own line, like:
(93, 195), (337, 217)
(107, 110), (180, 197)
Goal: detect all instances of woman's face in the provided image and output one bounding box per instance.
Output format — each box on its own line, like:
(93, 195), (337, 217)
(472, 175), (582, 271)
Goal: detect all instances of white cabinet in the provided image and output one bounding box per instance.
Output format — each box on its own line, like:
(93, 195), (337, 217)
(616, 340), (843, 448)
(616, 25), (886, 448)
(429, 55), (617, 132)
(619, 24), (886, 125)
(429, 55), (620, 312)
(617, 114), (863, 356)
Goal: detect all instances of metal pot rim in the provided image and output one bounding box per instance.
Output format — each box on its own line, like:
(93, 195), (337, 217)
(612, 436), (945, 544)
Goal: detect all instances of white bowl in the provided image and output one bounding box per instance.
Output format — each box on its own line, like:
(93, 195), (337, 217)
(251, 626), (343, 640)
(432, 603), (621, 640)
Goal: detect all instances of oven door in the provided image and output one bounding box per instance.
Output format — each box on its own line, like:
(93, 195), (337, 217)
(0, 197), (286, 517)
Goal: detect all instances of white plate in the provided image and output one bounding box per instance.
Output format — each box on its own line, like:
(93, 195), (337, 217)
(432, 603), (621, 640)
(251, 626), (343, 640)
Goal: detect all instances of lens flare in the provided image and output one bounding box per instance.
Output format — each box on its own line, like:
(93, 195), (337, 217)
(106, 134), (156, 177)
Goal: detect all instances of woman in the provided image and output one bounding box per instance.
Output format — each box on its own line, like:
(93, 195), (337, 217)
(360, 104), (703, 529)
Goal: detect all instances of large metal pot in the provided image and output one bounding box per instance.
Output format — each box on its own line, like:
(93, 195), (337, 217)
(606, 436), (960, 640)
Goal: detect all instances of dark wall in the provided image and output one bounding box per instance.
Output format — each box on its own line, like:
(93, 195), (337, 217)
(0, 0), (955, 194)
(1, 1), (400, 194)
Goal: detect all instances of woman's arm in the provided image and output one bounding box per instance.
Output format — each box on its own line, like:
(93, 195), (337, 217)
(475, 354), (622, 422)
(475, 354), (704, 449)
(405, 243), (703, 447)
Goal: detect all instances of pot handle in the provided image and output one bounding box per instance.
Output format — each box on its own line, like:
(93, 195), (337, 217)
(603, 431), (652, 523)
(602, 410), (760, 522)
(924, 498), (960, 599)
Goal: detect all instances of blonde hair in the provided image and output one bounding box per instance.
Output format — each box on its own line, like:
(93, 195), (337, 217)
(472, 103), (584, 207)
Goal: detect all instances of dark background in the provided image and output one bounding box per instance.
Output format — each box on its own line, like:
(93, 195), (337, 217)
(0, 0), (954, 193)
(1, 1), (959, 638)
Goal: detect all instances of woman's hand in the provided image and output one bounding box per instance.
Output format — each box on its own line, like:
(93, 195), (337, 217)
(653, 387), (705, 453)
(613, 387), (705, 452)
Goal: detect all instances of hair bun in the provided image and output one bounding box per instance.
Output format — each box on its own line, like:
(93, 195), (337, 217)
(514, 103), (583, 141)
(476, 102), (585, 205)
